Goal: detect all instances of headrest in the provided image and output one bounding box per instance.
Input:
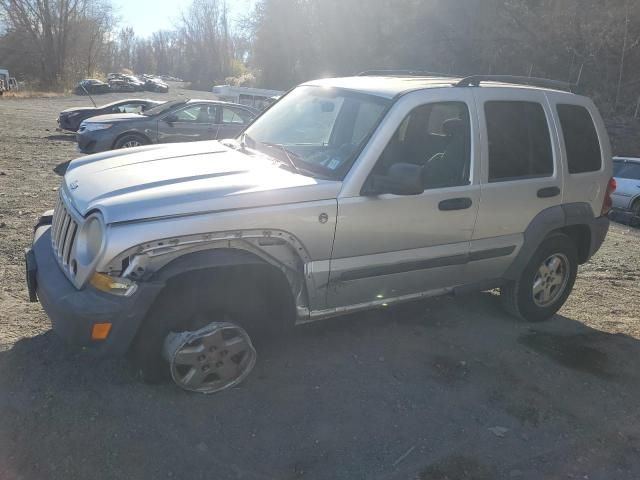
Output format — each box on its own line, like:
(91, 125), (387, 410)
(442, 118), (466, 136)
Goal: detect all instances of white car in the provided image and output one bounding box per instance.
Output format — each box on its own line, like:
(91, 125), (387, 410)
(612, 157), (640, 223)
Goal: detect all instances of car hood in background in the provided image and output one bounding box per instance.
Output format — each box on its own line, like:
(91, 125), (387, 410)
(63, 141), (341, 224)
(81, 113), (145, 124)
(60, 107), (97, 115)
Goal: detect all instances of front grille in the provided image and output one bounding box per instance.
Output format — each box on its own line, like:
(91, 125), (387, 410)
(50, 193), (80, 274)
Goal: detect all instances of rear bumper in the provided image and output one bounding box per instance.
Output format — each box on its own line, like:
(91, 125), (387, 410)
(58, 115), (80, 132)
(587, 216), (609, 259)
(27, 224), (163, 356)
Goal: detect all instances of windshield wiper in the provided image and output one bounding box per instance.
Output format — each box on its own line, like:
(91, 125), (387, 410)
(240, 134), (301, 173)
(239, 135), (329, 178)
(259, 142), (302, 174)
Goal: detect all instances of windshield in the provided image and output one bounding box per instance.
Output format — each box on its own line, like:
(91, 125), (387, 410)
(241, 85), (390, 179)
(143, 99), (186, 116)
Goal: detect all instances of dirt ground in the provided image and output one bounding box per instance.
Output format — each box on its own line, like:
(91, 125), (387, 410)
(1, 90), (640, 480)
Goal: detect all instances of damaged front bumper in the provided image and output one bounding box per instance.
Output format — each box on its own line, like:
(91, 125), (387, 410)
(25, 223), (163, 356)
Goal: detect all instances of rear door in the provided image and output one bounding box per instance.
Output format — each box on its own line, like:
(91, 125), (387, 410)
(465, 88), (563, 283)
(158, 103), (217, 143)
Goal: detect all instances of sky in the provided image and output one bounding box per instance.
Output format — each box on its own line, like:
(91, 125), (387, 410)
(111, 0), (256, 38)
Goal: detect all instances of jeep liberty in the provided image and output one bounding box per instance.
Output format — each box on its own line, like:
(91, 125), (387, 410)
(25, 74), (614, 393)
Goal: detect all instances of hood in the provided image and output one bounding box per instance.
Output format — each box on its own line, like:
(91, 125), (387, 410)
(61, 107), (96, 115)
(63, 141), (341, 224)
(81, 113), (144, 124)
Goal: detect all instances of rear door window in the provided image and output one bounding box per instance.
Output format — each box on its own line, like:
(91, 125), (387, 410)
(485, 101), (554, 182)
(113, 103), (145, 114)
(557, 104), (602, 174)
(221, 107), (253, 125)
(615, 162), (640, 180)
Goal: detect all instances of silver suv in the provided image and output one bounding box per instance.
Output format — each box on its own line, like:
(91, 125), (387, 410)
(25, 74), (614, 393)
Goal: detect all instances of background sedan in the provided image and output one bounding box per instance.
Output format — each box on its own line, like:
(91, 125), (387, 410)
(74, 79), (110, 95)
(76, 99), (257, 153)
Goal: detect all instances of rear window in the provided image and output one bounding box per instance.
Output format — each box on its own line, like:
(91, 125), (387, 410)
(557, 104), (602, 174)
(485, 101), (554, 182)
(614, 161), (640, 180)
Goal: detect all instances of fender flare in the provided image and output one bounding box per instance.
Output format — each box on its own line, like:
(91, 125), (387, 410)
(503, 202), (605, 280)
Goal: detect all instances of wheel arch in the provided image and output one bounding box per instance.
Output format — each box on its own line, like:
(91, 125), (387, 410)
(112, 130), (151, 149)
(504, 202), (606, 280)
(151, 248), (297, 331)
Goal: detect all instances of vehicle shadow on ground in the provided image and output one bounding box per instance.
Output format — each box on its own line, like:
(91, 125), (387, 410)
(53, 160), (70, 176)
(1, 292), (640, 480)
(46, 134), (75, 142)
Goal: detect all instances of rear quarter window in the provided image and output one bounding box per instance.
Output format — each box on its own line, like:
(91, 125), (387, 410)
(556, 104), (602, 174)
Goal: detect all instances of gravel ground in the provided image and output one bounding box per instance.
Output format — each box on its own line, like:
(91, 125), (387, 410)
(1, 91), (640, 480)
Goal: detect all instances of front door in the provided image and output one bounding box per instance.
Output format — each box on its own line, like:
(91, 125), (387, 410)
(158, 104), (217, 143)
(327, 90), (481, 309)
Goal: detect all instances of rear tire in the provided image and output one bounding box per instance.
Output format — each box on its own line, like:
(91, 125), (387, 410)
(630, 199), (640, 228)
(114, 133), (149, 150)
(128, 268), (270, 384)
(501, 234), (578, 322)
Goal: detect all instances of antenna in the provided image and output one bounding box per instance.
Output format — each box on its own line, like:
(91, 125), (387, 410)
(576, 64), (584, 86)
(81, 83), (97, 107)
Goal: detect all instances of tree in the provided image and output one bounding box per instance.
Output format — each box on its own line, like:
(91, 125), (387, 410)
(0, 0), (114, 89)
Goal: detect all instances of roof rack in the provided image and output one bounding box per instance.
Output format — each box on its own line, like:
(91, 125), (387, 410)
(357, 69), (455, 78)
(455, 75), (576, 92)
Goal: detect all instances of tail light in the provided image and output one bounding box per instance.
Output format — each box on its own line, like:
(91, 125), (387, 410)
(601, 177), (616, 216)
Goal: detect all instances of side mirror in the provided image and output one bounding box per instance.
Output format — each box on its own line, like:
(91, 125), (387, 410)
(164, 113), (178, 124)
(366, 163), (424, 196)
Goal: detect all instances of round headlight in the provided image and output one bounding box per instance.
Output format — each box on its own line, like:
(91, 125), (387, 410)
(76, 214), (105, 265)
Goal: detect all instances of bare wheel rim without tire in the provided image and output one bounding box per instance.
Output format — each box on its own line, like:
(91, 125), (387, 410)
(121, 139), (141, 148)
(532, 253), (570, 308)
(163, 321), (256, 394)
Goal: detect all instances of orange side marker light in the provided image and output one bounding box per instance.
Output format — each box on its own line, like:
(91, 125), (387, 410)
(92, 323), (112, 340)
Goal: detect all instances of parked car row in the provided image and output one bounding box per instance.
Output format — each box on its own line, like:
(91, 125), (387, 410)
(74, 75), (169, 95)
(58, 98), (259, 153)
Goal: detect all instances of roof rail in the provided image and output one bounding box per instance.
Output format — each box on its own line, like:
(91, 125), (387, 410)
(456, 75), (576, 92)
(358, 69), (455, 78)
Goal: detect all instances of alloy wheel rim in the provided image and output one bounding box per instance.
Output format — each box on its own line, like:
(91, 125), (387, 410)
(164, 322), (256, 394)
(122, 140), (141, 148)
(532, 253), (570, 307)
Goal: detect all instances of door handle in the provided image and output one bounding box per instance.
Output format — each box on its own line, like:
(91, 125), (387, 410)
(537, 186), (561, 198)
(438, 197), (473, 211)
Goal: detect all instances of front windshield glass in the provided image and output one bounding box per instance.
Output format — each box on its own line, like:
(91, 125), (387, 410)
(242, 86), (390, 179)
(143, 100), (185, 116)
